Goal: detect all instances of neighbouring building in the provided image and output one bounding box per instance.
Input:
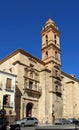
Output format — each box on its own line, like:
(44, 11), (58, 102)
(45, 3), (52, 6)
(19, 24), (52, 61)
(61, 72), (79, 119)
(0, 70), (16, 123)
(0, 18), (79, 124)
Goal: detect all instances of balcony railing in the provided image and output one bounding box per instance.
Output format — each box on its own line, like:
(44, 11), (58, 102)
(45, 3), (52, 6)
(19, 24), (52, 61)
(5, 85), (15, 92)
(24, 84), (41, 92)
(23, 84), (42, 97)
(24, 73), (39, 82)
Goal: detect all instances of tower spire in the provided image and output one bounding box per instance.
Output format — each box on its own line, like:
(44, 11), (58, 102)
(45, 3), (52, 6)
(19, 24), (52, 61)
(41, 18), (61, 70)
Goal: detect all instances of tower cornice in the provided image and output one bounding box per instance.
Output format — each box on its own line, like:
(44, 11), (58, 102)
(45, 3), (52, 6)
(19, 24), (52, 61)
(41, 25), (60, 36)
(41, 42), (61, 52)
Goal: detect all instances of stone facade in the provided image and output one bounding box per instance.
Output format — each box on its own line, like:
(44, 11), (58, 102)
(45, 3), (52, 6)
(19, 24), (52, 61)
(61, 71), (79, 119)
(0, 18), (79, 124)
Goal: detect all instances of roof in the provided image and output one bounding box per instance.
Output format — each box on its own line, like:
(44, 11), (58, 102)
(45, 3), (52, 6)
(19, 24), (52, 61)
(0, 70), (17, 77)
(45, 18), (55, 26)
(0, 48), (45, 65)
(41, 18), (60, 35)
(61, 71), (79, 82)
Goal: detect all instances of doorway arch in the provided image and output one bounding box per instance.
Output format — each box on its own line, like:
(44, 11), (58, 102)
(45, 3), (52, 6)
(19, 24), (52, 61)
(26, 102), (33, 117)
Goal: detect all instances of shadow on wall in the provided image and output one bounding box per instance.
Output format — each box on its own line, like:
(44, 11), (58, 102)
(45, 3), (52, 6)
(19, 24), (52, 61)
(15, 85), (22, 120)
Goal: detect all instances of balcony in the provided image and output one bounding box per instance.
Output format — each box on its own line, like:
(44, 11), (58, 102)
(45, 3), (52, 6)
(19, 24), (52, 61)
(24, 72), (39, 82)
(5, 85), (15, 92)
(23, 84), (42, 97)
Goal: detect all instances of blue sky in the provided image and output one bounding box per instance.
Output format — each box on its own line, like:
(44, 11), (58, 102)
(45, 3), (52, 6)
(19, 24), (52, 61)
(0, 0), (79, 78)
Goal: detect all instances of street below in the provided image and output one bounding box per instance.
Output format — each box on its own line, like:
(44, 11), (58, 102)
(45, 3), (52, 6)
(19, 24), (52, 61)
(20, 124), (79, 130)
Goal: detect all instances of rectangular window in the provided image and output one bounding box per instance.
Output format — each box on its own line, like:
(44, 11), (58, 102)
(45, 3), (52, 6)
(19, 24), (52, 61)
(30, 64), (34, 71)
(54, 39), (57, 44)
(55, 70), (58, 77)
(35, 82), (37, 90)
(54, 34), (57, 44)
(54, 34), (56, 39)
(55, 52), (58, 59)
(6, 78), (12, 90)
(30, 72), (33, 78)
(29, 81), (33, 89)
(24, 68), (28, 77)
(55, 86), (58, 92)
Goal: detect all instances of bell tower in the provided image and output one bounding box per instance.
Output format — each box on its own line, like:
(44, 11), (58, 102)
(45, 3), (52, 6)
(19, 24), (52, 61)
(41, 18), (61, 70)
(41, 18), (62, 120)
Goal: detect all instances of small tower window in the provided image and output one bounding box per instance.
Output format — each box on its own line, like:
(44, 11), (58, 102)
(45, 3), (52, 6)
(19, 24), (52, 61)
(54, 34), (57, 44)
(55, 51), (58, 59)
(46, 35), (48, 45)
(30, 64), (34, 68)
(29, 81), (33, 89)
(54, 40), (56, 44)
(54, 34), (56, 39)
(55, 70), (58, 77)
(6, 78), (12, 90)
(46, 51), (48, 58)
(55, 85), (58, 92)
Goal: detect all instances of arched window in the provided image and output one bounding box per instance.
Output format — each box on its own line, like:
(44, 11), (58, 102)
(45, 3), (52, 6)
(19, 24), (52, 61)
(54, 34), (57, 44)
(46, 51), (48, 58)
(55, 51), (58, 59)
(46, 35), (48, 45)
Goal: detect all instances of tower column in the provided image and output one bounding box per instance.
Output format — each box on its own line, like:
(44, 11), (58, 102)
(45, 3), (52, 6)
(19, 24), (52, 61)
(41, 18), (62, 121)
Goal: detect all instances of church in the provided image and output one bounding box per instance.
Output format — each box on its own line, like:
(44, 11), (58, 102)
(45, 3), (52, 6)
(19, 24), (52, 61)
(0, 18), (79, 124)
